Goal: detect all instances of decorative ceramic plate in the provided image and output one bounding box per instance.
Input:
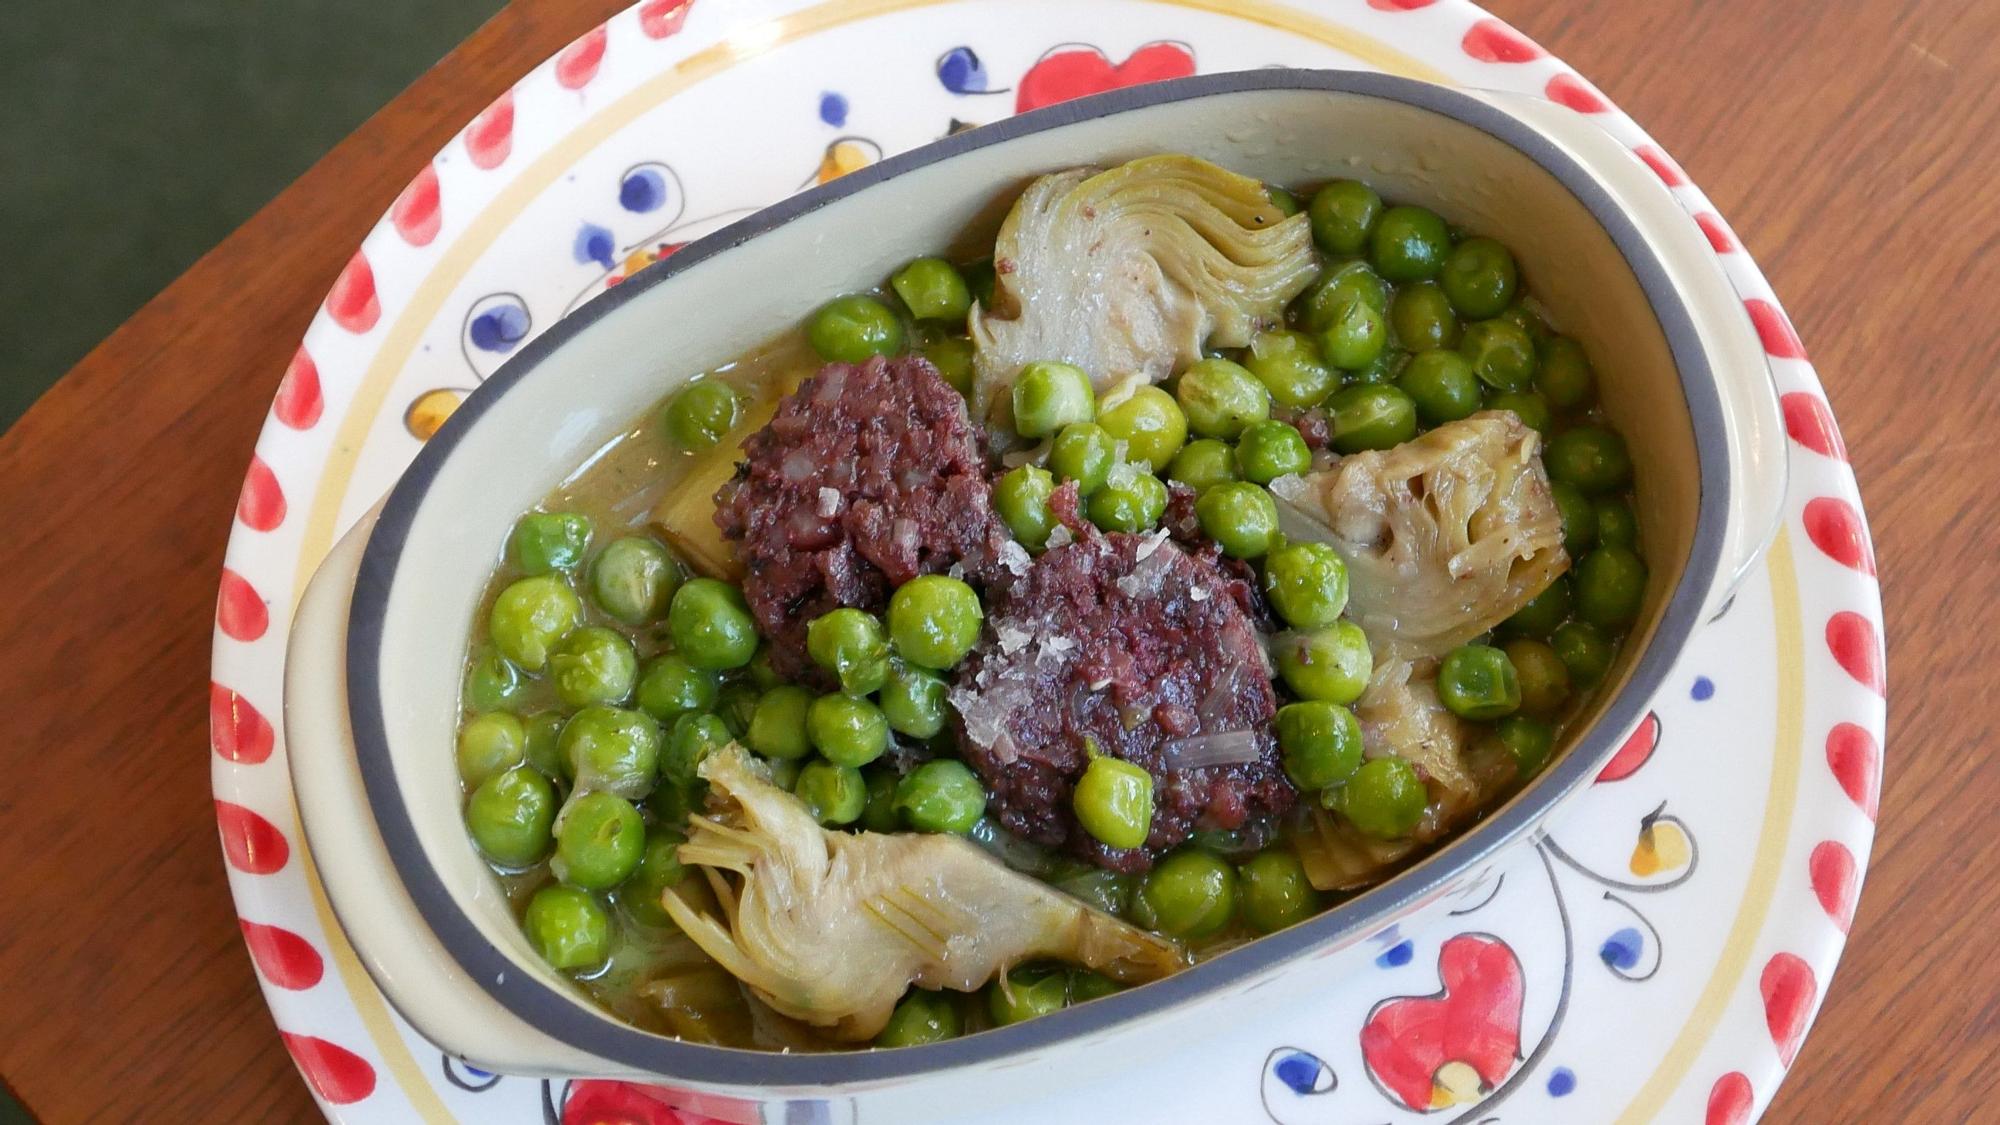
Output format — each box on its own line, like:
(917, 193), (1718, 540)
(209, 1), (1885, 1121)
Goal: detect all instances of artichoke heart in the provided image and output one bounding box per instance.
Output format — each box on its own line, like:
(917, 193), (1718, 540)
(663, 746), (1185, 1040)
(969, 154), (1318, 432)
(1271, 411), (1568, 658)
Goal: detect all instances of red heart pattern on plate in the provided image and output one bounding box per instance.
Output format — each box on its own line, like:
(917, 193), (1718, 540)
(210, 683), (273, 764)
(323, 250), (380, 334)
(242, 920), (325, 990)
(1015, 42), (1196, 114)
(273, 346), (323, 430)
(1760, 953), (1817, 1067)
(1825, 722), (1881, 820)
(282, 1033), (377, 1104)
(1361, 934), (1524, 1110)
(391, 163), (442, 247)
(1596, 711), (1660, 783)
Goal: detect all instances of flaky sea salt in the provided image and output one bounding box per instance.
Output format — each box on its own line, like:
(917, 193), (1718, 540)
(816, 487), (841, 517)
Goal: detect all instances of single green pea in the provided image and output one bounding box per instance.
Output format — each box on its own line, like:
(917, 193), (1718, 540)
(1277, 700), (1365, 791)
(1494, 302), (1551, 347)
(745, 644), (785, 690)
(1237, 848), (1321, 934)
(746, 684), (814, 761)
(1262, 541), (1351, 629)
(1545, 425), (1633, 495)
(1308, 179), (1385, 255)
(634, 653), (720, 724)
(1050, 422), (1117, 495)
(807, 694), (890, 767)
(1246, 330), (1337, 407)
(458, 712), (527, 789)
(1575, 545), (1648, 628)
(876, 989), (963, 1047)
(1135, 849), (1238, 940)
(1503, 576), (1573, 639)
(663, 380), (740, 452)
(993, 464), (1056, 551)
(1398, 349), (1482, 425)
(666, 578), (759, 669)
(807, 607), (891, 695)
(880, 661), (950, 739)
(1370, 205), (1452, 282)
(549, 626), (639, 708)
(1098, 385), (1188, 471)
(809, 294), (905, 363)
(1325, 384), (1419, 453)
(891, 258), (972, 322)
(1195, 481), (1280, 559)
(523, 711), (568, 779)
(559, 705), (662, 798)
(1167, 439), (1239, 494)
(1175, 358), (1272, 440)
(1552, 621), (1617, 690)
(1486, 389), (1552, 435)
(1535, 336), (1595, 410)
(1069, 969), (1121, 1003)
(860, 767), (903, 833)
(1318, 299), (1389, 372)
(988, 965), (1071, 1027)
(922, 335), (976, 396)
(766, 757), (803, 792)
(1596, 496), (1640, 548)
(1460, 319), (1538, 392)
(1390, 282), (1461, 352)
(896, 759), (988, 835)
(1011, 360), (1096, 439)
(466, 766), (557, 868)
(619, 829), (689, 929)
(1347, 347), (1410, 387)
(589, 537), (681, 626)
(1274, 620), (1373, 704)
(509, 512), (593, 575)
(1492, 714), (1556, 778)
(887, 574), (984, 670)
(1086, 467), (1168, 533)
(1296, 261), (1390, 332)
(1438, 644), (1522, 720)
(661, 712), (732, 792)
(1551, 481), (1598, 557)
(1051, 864), (1134, 916)
(1439, 237), (1519, 319)
(714, 681), (758, 740)
(1333, 757), (1427, 839)
(522, 884), (611, 971)
(464, 646), (528, 713)
(1265, 184), (1302, 217)
(794, 760), (868, 826)
(489, 574), (581, 672)
(1505, 637), (1572, 717)
(1072, 755), (1154, 851)
(553, 790), (646, 891)
(1233, 420), (1311, 485)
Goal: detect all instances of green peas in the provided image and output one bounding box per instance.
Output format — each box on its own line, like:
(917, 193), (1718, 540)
(896, 759), (988, 835)
(1086, 468), (1168, 533)
(1333, 757), (1427, 839)
(1390, 282), (1461, 352)
(458, 712), (526, 788)
(620, 829), (688, 929)
(464, 646), (528, 713)
(1274, 620), (1373, 704)
(887, 575), (983, 670)
(994, 465), (1056, 550)
(1011, 360), (1096, 439)
(553, 791), (646, 890)
(1494, 302), (1551, 346)
(466, 766), (556, 867)
(1325, 384), (1419, 454)
(1349, 348), (1409, 386)
(922, 335), (976, 396)
(667, 578), (759, 669)
(743, 684), (812, 760)
(1552, 621), (1616, 689)
(634, 653), (720, 723)
(489, 575), (581, 672)
(766, 757), (803, 792)
(794, 760), (868, 826)
(523, 711), (567, 779)
(807, 607), (890, 695)
(1504, 576), (1572, 639)
(891, 258), (972, 322)
(1052, 864), (1134, 916)
(1262, 541), (1350, 629)
(1265, 184), (1302, 216)
(860, 767), (902, 833)
(1551, 482), (1598, 556)
(1492, 715), (1556, 777)
(1459, 319), (1538, 392)
(1135, 849), (1237, 939)
(1195, 481), (1280, 559)
(1277, 701), (1364, 791)
(988, 965), (1072, 1026)
(1072, 756), (1154, 851)
(509, 512), (593, 575)
(589, 537), (681, 626)
(1370, 205), (1452, 282)
(1535, 336), (1595, 410)
(1308, 179), (1384, 255)
(1505, 638), (1572, 717)
(1398, 349), (1482, 425)
(809, 294), (905, 363)
(1297, 261), (1390, 331)
(1575, 545), (1648, 628)
(1168, 439), (1239, 494)
(663, 380), (740, 451)
(559, 705), (662, 798)
(1237, 849), (1320, 934)
(1438, 644), (1522, 720)
(1596, 496), (1639, 547)
(1176, 358), (1272, 440)
(523, 885), (611, 971)
(877, 989), (962, 1047)
(549, 626), (639, 708)
(1486, 389), (1552, 435)
(1069, 970), (1120, 1003)
(1439, 237), (1519, 319)
(807, 693), (890, 767)
(1319, 298), (1390, 371)
(1246, 329), (1337, 407)
(1233, 420), (1311, 485)
(1050, 423), (1117, 495)
(745, 644), (784, 690)
(662, 713), (731, 792)
(880, 661), (950, 739)
(1097, 385), (1188, 471)
(713, 682), (758, 740)
(1545, 425), (1633, 494)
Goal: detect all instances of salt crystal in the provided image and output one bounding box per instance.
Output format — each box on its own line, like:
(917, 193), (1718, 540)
(948, 561), (967, 581)
(1190, 585), (1210, 602)
(998, 540), (1033, 577)
(1134, 527), (1171, 560)
(996, 622), (1033, 655)
(815, 487), (841, 517)
(1047, 524), (1074, 549)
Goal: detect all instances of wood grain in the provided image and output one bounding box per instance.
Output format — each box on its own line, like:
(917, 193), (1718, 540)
(0, 0), (1988, 1120)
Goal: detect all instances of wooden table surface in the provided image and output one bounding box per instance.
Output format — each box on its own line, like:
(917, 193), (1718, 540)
(1, 0), (1991, 1120)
